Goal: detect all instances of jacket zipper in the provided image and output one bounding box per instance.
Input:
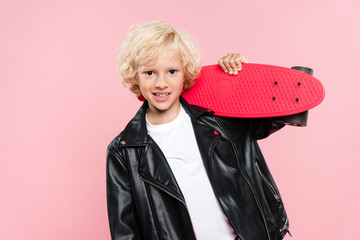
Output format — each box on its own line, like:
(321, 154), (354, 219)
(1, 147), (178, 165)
(214, 118), (271, 240)
(139, 175), (197, 239)
(279, 218), (292, 237)
(255, 162), (280, 202)
(255, 163), (292, 237)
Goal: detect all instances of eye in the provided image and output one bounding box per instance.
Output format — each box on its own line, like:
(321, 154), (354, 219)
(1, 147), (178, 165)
(145, 71), (154, 76)
(169, 69), (177, 74)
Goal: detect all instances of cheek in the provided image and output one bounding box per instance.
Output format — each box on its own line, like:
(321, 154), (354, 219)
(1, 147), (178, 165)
(137, 78), (149, 89)
(173, 79), (184, 92)
(179, 78), (186, 89)
(137, 81), (147, 95)
(138, 83), (148, 94)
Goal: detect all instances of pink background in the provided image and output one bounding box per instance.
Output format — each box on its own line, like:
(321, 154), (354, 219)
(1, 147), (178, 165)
(1, 0), (359, 239)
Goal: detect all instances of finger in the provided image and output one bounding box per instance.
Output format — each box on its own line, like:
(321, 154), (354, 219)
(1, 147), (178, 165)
(242, 55), (249, 63)
(218, 58), (228, 73)
(218, 53), (249, 75)
(234, 53), (248, 65)
(228, 53), (240, 75)
(222, 53), (234, 74)
(234, 54), (249, 73)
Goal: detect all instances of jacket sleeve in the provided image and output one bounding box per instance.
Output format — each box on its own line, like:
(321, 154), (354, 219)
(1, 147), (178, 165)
(106, 145), (139, 240)
(276, 111), (308, 127)
(252, 111), (309, 140)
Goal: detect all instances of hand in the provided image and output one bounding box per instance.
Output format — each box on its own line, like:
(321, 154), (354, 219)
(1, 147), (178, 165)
(218, 53), (249, 75)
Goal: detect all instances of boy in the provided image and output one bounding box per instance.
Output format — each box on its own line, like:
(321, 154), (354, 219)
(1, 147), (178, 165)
(107, 20), (292, 240)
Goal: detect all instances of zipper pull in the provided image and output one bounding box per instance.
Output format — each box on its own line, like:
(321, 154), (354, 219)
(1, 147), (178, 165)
(287, 228), (293, 237)
(280, 225), (292, 237)
(280, 218), (292, 237)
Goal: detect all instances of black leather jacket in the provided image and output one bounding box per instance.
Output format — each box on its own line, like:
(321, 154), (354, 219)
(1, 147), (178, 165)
(107, 97), (295, 240)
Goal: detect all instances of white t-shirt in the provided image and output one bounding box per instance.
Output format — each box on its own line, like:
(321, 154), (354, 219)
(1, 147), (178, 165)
(146, 105), (236, 240)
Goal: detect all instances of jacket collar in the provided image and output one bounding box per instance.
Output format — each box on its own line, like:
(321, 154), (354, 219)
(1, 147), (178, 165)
(120, 96), (214, 146)
(119, 97), (215, 203)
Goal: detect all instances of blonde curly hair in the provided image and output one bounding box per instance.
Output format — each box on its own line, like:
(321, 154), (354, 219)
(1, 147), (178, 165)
(116, 20), (201, 97)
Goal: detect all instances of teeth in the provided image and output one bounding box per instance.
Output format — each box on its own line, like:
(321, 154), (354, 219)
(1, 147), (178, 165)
(155, 93), (169, 98)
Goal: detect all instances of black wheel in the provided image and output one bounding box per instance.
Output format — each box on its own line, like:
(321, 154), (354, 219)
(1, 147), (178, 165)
(291, 66), (313, 76)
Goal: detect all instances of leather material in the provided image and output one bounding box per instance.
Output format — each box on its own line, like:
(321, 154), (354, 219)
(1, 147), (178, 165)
(107, 97), (290, 240)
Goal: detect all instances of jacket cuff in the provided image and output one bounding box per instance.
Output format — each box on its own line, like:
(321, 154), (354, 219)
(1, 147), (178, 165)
(275, 111), (308, 127)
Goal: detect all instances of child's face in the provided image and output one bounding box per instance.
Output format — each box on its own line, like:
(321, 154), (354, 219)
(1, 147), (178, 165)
(137, 48), (185, 124)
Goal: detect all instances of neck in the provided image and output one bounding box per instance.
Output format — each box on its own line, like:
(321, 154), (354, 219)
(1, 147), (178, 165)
(146, 103), (181, 125)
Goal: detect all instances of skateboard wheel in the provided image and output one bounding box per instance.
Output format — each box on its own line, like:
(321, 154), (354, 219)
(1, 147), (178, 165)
(291, 66), (313, 76)
(290, 66), (314, 126)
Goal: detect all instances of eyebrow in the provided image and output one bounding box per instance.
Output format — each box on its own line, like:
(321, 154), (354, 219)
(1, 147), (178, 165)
(140, 65), (181, 69)
(168, 64), (182, 68)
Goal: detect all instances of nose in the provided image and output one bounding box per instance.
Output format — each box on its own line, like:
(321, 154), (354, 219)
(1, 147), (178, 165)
(155, 74), (168, 89)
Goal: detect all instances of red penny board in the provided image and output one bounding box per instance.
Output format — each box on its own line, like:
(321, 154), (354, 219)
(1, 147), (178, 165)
(181, 63), (325, 118)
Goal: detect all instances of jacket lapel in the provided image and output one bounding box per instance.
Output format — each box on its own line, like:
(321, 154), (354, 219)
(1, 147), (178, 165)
(121, 98), (218, 204)
(139, 138), (186, 203)
(121, 100), (185, 202)
(180, 97), (221, 174)
(191, 120), (221, 174)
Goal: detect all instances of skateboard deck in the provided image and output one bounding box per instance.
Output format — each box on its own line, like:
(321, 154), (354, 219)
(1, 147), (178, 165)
(181, 63), (325, 118)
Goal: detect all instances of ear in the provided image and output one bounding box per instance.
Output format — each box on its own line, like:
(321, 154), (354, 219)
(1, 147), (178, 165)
(135, 87), (145, 102)
(134, 75), (139, 84)
(182, 77), (189, 91)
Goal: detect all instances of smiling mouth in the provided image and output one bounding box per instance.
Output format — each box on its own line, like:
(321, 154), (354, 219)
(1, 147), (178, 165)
(153, 93), (170, 98)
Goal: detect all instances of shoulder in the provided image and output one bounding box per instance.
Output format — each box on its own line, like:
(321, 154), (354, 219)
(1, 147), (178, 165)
(108, 131), (125, 150)
(107, 131), (129, 163)
(213, 115), (252, 133)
